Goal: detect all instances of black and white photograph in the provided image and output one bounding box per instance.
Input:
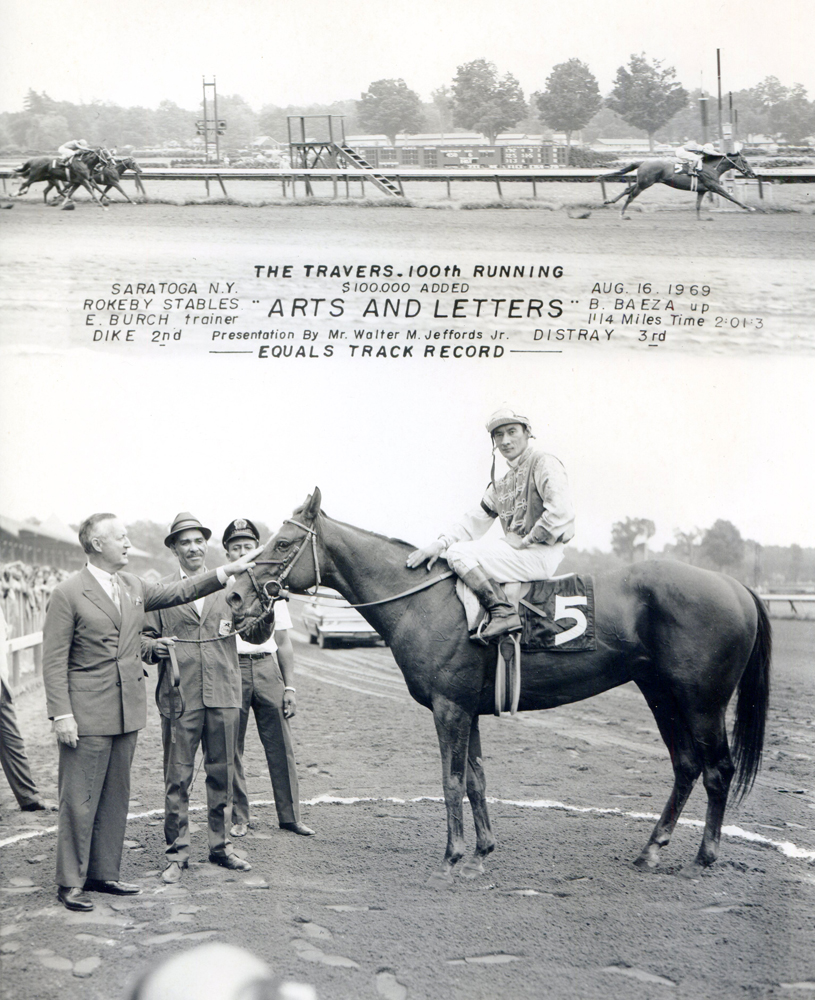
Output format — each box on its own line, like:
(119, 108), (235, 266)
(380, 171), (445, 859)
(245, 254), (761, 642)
(1, 2), (813, 998)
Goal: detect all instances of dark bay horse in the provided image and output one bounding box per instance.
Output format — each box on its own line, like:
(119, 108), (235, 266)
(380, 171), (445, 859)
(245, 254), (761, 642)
(13, 150), (106, 207)
(92, 157), (145, 202)
(226, 490), (771, 885)
(600, 151), (758, 218)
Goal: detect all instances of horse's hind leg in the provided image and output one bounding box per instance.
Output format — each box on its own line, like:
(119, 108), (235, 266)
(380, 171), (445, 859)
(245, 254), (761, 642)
(680, 712), (734, 877)
(603, 186), (630, 206)
(619, 185), (644, 217)
(633, 684), (701, 870)
(429, 697), (473, 887)
(460, 716), (496, 878)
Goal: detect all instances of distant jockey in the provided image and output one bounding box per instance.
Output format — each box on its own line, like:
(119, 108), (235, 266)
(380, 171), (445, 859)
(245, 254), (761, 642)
(406, 408), (575, 642)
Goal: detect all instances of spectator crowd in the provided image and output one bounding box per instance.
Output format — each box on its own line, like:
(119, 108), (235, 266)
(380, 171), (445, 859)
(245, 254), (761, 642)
(1, 561), (69, 638)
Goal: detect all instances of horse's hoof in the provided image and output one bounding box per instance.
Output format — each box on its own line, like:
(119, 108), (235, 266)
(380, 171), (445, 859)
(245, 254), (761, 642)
(677, 861), (705, 880)
(460, 858), (485, 879)
(425, 870), (455, 890)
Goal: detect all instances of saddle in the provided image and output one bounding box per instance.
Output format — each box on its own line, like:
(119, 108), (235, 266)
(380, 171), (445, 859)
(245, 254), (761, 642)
(458, 574), (596, 716)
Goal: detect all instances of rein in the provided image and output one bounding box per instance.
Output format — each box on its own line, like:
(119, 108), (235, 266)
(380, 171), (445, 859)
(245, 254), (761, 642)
(254, 517), (455, 609)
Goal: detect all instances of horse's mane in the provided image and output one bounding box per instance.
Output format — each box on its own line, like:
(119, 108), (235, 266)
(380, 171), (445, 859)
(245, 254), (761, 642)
(291, 503), (414, 551)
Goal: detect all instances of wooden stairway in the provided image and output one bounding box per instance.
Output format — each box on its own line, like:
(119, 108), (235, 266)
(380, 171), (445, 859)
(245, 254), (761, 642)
(333, 144), (402, 197)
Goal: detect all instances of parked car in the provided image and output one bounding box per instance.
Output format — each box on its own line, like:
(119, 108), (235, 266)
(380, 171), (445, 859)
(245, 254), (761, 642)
(301, 587), (381, 648)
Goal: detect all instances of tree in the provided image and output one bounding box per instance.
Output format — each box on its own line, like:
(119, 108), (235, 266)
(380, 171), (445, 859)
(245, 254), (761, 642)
(451, 59), (527, 143)
(700, 520), (744, 571)
(607, 54), (688, 151)
(430, 86), (454, 132)
(357, 79), (425, 145)
(611, 517), (655, 562)
(534, 59), (601, 165)
(673, 528), (701, 565)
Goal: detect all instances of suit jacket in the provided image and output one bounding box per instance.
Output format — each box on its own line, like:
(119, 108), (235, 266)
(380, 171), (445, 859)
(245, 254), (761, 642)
(42, 567), (224, 736)
(141, 572), (272, 716)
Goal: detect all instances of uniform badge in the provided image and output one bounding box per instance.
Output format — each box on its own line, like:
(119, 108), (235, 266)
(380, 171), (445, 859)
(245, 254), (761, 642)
(234, 518), (247, 530)
(219, 619), (232, 636)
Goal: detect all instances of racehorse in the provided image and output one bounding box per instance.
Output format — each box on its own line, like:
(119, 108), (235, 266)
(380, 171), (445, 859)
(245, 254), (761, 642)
(600, 150), (758, 218)
(13, 149), (106, 207)
(226, 489), (771, 886)
(92, 157), (145, 202)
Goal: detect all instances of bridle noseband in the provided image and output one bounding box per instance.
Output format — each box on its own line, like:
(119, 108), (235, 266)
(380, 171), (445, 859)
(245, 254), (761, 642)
(250, 518), (321, 610)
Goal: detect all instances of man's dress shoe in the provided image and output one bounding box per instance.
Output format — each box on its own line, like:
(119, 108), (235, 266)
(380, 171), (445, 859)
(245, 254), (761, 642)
(21, 798), (58, 812)
(83, 879), (141, 895)
(57, 886), (94, 911)
(209, 853), (252, 871)
(280, 821), (315, 836)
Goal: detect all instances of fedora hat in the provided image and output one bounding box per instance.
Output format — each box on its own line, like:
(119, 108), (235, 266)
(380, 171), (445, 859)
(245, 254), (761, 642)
(164, 512), (212, 548)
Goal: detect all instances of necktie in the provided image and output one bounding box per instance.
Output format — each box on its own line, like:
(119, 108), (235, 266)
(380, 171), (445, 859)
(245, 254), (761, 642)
(110, 574), (121, 612)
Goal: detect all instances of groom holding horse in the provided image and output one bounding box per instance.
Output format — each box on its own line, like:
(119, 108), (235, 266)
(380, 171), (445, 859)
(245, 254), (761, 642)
(406, 408), (574, 641)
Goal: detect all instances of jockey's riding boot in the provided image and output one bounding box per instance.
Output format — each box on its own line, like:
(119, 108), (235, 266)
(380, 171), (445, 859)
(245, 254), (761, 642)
(459, 568), (522, 642)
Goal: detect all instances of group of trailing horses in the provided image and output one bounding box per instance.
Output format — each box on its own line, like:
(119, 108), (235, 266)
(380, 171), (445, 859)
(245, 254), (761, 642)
(13, 147), (144, 208)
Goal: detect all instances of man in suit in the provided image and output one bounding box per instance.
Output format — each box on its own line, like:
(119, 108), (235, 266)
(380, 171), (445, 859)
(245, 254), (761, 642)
(42, 513), (259, 912)
(223, 518), (314, 840)
(140, 514), (274, 885)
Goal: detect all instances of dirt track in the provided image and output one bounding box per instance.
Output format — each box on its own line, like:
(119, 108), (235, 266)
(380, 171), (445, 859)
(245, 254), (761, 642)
(2, 617), (814, 1000)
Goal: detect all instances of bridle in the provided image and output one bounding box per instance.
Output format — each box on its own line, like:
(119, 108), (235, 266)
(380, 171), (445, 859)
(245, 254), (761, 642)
(248, 517), (453, 611)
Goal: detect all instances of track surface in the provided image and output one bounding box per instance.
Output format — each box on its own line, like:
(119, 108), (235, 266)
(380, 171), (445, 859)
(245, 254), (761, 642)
(1, 617), (814, 1000)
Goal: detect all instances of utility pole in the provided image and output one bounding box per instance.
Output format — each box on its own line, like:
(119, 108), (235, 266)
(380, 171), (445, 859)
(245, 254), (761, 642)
(716, 49), (725, 150)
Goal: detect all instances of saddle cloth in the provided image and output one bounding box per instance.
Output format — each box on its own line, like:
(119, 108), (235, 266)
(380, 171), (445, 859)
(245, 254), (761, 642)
(457, 573), (596, 652)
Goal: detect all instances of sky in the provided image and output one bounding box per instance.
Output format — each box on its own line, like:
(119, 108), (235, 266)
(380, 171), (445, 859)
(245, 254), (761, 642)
(1, 0), (813, 115)
(2, 348), (813, 553)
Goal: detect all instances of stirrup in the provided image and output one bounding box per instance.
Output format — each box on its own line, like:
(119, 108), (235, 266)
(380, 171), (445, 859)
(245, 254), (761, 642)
(473, 611), (522, 645)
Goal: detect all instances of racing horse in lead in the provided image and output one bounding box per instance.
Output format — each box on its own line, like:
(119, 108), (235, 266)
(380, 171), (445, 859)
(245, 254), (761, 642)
(226, 489), (771, 885)
(600, 149), (758, 218)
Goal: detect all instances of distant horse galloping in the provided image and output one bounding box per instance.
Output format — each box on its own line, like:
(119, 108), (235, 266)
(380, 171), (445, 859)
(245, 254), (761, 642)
(92, 157), (145, 202)
(14, 150), (106, 207)
(600, 151), (758, 218)
(226, 489), (772, 886)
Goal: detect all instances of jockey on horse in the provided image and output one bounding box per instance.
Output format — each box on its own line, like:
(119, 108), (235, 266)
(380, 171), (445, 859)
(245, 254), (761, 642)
(406, 408), (574, 642)
(674, 139), (718, 178)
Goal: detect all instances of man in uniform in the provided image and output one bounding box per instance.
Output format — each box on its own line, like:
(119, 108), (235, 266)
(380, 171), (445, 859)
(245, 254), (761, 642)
(140, 514), (274, 884)
(43, 513), (259, 911)
(222, 519), (314, 839)
(406, 408), (575, 641)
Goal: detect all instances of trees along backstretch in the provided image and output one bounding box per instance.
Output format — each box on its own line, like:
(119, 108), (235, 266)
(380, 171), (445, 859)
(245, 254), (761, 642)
(607, 54), (688, 152)
(700, 519), (745, 572)
(611, 517), (656, 562)
(451, 59), (527, 143)
(357, 79), (425, 145)
(534, 59), (601, 166)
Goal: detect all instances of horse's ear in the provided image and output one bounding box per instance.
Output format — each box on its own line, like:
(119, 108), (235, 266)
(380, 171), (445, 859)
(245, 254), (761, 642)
(303, 488), (321, 521)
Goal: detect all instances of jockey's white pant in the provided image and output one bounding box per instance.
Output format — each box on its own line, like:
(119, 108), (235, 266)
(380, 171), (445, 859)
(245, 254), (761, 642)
(445, 535), (566, 583)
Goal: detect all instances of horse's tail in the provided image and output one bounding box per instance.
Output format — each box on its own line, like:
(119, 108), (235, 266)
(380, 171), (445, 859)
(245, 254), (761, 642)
(598, 161), (641, 180)
(13, 161), (31, 176)
(731, 588), (772, 801)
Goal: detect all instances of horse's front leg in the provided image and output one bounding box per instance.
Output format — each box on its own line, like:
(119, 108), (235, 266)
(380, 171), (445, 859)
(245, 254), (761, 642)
(460, 715), (495, 878)
(704, 179), (757, 213)
(428, 696), (474, 888)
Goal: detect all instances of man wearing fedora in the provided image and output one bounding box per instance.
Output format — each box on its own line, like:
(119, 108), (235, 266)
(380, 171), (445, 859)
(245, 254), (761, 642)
(406, 408), (575, 641)
(141, 513), (274, 884)
(222, 519), (314, 840)
(42, 513), (260, 911)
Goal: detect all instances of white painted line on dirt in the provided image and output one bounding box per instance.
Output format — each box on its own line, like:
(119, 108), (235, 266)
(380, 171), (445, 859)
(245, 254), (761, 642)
(2, 795), (813, 865)
(295, 666), (403, 700)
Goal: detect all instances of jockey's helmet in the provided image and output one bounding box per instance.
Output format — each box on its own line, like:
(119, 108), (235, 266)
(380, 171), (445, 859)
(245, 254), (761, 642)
(486, 408), (533, 437)
(702, 143), (718, 155)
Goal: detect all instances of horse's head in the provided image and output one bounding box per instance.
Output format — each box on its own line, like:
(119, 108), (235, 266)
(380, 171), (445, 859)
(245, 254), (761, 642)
(225, 488), (325, 624)
(121, 157), (142, 173)
(725, 150), (756, 179)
